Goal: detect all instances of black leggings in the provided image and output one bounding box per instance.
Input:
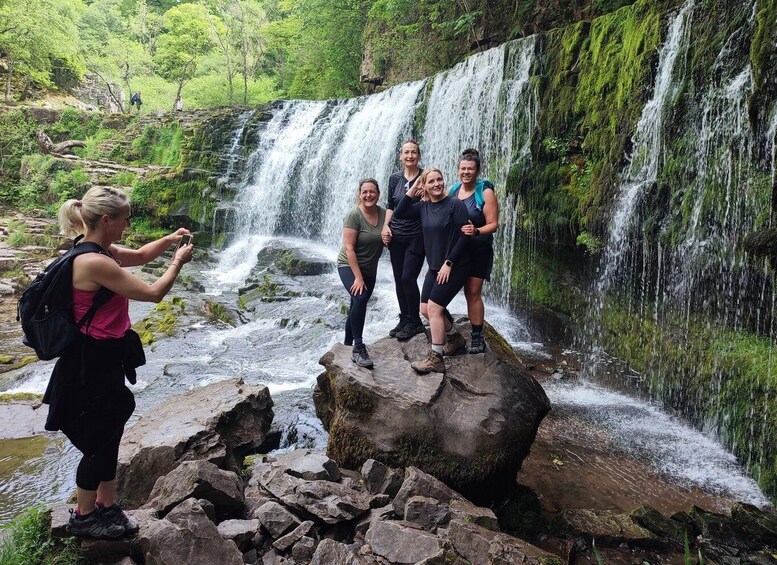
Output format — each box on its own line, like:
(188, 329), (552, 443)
(338, 267), (376, 346)
(63, 383), (135, 491)
(388, 236), (424, 320)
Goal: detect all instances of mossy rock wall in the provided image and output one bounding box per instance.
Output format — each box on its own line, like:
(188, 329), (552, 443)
(497, 0), (777, 501)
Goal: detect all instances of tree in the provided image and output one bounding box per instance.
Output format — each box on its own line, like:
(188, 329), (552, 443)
(153, 3), (215, 105)
(0, 0), (85, 100)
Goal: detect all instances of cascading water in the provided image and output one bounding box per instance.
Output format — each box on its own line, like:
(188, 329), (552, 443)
(214, 36), (539, 300)
(595, 0), (694, 298)
(587, 0), (776, 493)
(220, 109), (256, 187)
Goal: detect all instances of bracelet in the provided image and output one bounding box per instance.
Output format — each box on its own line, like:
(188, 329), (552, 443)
(475, 228), (481, 236)
(171, 262), (181, 271)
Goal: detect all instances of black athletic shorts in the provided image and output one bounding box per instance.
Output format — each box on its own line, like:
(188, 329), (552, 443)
(420, 263), (469, 307)
(468, 239), (494, 281)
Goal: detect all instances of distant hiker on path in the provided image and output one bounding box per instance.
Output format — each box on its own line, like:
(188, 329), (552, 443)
(129, 92), (142, 112)
(175, 96), (183, 112)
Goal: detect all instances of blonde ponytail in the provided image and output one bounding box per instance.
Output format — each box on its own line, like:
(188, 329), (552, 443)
(58, 187), (129, 237)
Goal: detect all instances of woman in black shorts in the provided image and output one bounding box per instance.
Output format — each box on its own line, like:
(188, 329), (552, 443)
(394, 168), (470, 374)
(381, 139), (425, 341)
(449, 149), (499, 353)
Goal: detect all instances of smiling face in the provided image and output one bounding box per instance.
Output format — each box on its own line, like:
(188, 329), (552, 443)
(458, 158), (478, 185)
(400, 142), (420, 170)
(424, 170), (445, 202)
(359, 182), (380, 209)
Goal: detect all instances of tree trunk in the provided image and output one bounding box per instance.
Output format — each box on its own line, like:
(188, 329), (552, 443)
(5, 58), (13, 101)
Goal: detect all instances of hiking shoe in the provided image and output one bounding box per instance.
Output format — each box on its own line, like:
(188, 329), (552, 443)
(443, 331), (466, 356)
(67, 508), (125, 540)
(411, 349), (445, 374)
(396, 319), (425, 341)
(389, 315), (407, 338)
(352, 343), (374, 369)
(101, 503), (140, 535)
(469, 332), (486, 354)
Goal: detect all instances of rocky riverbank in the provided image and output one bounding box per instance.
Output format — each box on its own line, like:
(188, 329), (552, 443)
(40, 375), (777, 565)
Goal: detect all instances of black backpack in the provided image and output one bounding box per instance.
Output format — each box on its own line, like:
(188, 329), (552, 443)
(17, 235), (115, 360)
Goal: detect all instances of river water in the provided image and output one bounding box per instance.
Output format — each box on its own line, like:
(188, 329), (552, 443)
(0, 236), (769, 525)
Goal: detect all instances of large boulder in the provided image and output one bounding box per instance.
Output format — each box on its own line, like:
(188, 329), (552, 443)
(313, 322), (550, 500)
(116, 378), (273, 508)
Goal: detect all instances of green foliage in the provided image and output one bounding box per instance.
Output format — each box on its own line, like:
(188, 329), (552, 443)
(46, 109), (105, 144)
(0, 0), (85, 98)
(16, 156), (90, 212)
(131, 123), (183, 166)
(0, 505), (85, 565)
(0, 111), (38, 200)
(154, 3), (215, 95)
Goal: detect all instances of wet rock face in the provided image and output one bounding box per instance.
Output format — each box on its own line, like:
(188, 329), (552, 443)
(115, 378), (274, 509)
(313, 321), (551, 501)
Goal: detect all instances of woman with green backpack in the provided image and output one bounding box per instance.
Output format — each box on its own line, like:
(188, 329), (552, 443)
(448, 148), (499, 354)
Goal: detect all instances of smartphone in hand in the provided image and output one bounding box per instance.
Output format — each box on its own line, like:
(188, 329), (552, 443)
(175, 234), (193, 253)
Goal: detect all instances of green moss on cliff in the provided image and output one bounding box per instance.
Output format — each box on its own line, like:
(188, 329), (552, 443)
(599, 302), (777, 499)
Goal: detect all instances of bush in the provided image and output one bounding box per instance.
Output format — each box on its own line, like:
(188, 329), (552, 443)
(0, 506), (85, 565)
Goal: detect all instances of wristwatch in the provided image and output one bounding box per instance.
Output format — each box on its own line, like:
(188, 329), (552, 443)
(444, 259), (453, 267)
(475, 228), (481, 236)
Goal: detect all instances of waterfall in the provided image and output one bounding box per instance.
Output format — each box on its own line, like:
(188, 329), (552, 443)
(216, 36), (539, 285)
(596, 0), (694, 296)
(220, 109), (256, 187)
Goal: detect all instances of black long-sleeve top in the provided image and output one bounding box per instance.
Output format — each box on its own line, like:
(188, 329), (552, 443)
(394, 194), (470, 270)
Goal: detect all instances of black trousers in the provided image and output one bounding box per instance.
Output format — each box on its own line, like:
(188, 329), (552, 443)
(388, 236), (424, 320)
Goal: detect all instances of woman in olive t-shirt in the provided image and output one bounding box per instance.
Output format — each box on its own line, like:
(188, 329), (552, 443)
(336, 178), (386, 369)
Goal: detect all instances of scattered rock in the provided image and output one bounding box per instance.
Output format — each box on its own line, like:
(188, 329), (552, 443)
(116, 378), (273, 508)
(273, 449), (341, 481)
(217, 519), (260, 551)
(143, 460), (245, 519)
(139, 498), (243, 565)
(361, 459), (403, 497)
(365, 520), (445, 563)
(254, 501), (301, 538)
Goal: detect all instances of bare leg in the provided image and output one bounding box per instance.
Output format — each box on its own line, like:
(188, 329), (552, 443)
(464, 277), (485, 326)
(427, 301), (447, 344)
(96, 480), (117, 508)
(76, 487), (98, 515)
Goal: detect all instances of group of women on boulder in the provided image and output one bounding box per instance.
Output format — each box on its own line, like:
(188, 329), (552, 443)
(45, 140), (498, 542)
(337, 140), (499, 374)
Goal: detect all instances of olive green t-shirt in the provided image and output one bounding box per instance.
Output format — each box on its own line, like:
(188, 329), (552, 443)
(336, 206), (386, 278)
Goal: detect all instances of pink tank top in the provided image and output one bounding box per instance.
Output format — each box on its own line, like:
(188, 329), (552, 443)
(72, 288), (131, 339)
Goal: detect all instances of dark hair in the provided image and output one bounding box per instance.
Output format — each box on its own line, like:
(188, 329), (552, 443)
(401, 139), (421, 156)
(356, 178), (379, 203)
(459, 147), (481, 173)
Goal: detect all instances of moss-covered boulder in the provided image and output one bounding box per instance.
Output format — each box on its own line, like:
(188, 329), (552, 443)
(312, 321), (550, 503)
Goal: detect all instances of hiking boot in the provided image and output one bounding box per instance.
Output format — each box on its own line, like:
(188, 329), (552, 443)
(100, 503), (140, 535)
(352, 343), (374, 369)
(469, 332), (486, 354)
(443, 331), (466, 356)
(67, 508), (125, 540)
(389, 315), (407, 338)
(411, 349), (445, 374)
(396, 318), (425, 341)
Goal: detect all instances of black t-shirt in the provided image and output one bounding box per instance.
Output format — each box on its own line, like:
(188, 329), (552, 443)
(386, 170), (423, 239)
(394, 195), (470, 270)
